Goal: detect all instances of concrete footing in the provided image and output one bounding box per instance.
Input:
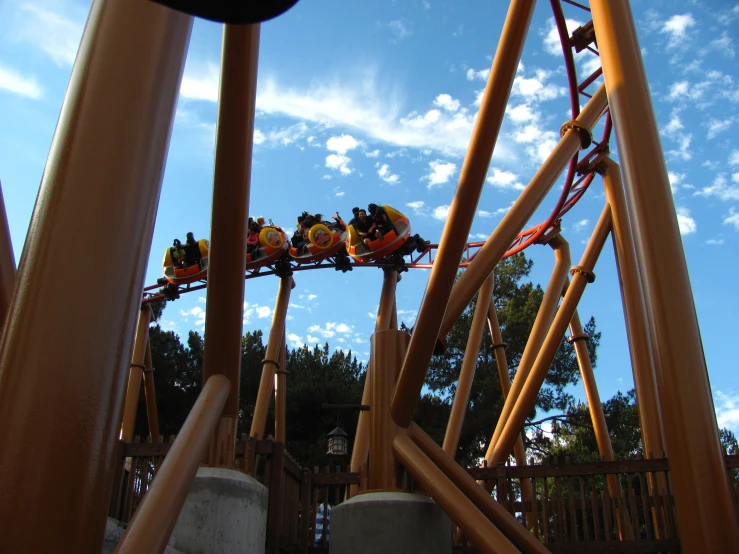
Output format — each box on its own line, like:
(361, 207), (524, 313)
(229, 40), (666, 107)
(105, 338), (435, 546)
(330, 491), (452, 554)
(169, 467), (268, 554)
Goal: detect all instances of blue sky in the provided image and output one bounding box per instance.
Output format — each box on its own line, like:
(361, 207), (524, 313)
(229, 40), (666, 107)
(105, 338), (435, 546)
(0, 0), (738, 430)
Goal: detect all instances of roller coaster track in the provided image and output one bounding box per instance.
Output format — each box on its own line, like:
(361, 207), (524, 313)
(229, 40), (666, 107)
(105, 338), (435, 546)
(143, 0), (610, 306)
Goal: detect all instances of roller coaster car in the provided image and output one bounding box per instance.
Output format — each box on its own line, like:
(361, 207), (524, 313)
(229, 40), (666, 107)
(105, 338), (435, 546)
(345, 205), (411, 264)
(289, 224), (348, 264)
(246, 226), (290, 270)
(162, 239), (210, 285)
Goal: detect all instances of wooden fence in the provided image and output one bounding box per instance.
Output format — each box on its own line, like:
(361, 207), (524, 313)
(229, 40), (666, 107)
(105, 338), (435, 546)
(108, 438), (739, 554)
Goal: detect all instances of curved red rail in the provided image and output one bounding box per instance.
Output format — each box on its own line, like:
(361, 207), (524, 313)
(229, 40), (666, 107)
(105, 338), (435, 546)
(502, 0), (611, 258)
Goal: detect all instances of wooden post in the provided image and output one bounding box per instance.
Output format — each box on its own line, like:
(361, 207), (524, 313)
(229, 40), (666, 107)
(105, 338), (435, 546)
(266, 441), (286, 554)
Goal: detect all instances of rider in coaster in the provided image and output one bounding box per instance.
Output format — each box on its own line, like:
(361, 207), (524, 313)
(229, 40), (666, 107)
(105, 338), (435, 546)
(172, 239), (187, 268)
(353, 208), (374, 246)
(247, 221), (261, 257)
(368, 203), (395, 242)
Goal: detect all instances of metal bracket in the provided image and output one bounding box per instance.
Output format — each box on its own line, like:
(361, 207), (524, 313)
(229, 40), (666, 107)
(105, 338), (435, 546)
(560, 120), (594, 150)
(570, 266), (596, 283)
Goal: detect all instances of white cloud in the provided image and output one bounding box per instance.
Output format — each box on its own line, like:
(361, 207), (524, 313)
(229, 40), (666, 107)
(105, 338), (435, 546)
(706, 118), (735, 139)
(378, 163), (400, 184)
(664, 113), (683, 134)
(253, 129), (266, 145)
(287, 333), (303, 348)
(397, 309), (418, 325)
(574, 219), (589, 231)
(0, 64), (43, 99)
(434, 93), (460, 112)
(252, 73), (513, 159)
(724, 208), (739, 230)
(308, 322), (354, 338)
(432, 205), (450, 220)
(423, 160), (457, 188)
(507, 104), (536, 123)
(325, 135), (359, 175)
(486, 168), (524, 191)
(660, 14), (696, 48)
(307, 334), (319, 344)
(365, 149), (380, 158)
(675, 206), (696, 235)
(406, 200), (428, 216)
(729, 150), (739, 166)
(181, 62), (219, 101)
(308, 324), (335, 338)
(666, 132), (692, 161)
(513, 122), (559, 164)
(180, 305), (206, 327)
(708, 32), (735, 58)
(466, 68), (490, 81)
(667, 171), (684, 195)
(388, 20), (412, 40)
(717, 5), (739, 26)
(580, 55), (602, 80)
(715, 391), (739, 432)
(696, 174), (739, 201)
(15, 3), (85, 67)
(543, 18), (583, 56)
(666, 71), (737, 107)
(326, 154), (353, 175)
(706, 238), (725, 245)
(477, 210), (492, 218)
(512, 71), (566, 102)
(327, 134), (359, 155)
(336, 191), (345, 197)
(667, 81), (695, 102)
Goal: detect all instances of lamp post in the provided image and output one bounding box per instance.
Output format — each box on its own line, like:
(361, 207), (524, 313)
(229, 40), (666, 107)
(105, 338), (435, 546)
(327, 426), (349, 457)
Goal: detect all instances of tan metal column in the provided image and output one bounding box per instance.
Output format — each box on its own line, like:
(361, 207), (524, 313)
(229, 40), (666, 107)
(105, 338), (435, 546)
(488, 205), (611, 466)
(440, 86), (607, 339)
(486, 234), (570, 455)
(121, 306), (152, 441)
(393, 434), (522, 554)
(601, 158), (664, 457)
(114, 375), (231, 554)
(487, 302), (529, 472)
(392, 0), (536, 428)
(602, 158), (667, 536)
(409, 424), (550, 554)
(370, 329), (409, 490)
(143, 339), (161, 442)
(487, 298), (534, 525)
(201, 23), (261, 467)
(275, 331), (287, 444)
(348, 269), (398, 495)
(0, 182), (15, 333)
(0, 0), (192, 550)
(591, 3), (739, 550)
(568, 307), (614, 461)
(250, 276), (293, 440)
(443, 275), (493, 457)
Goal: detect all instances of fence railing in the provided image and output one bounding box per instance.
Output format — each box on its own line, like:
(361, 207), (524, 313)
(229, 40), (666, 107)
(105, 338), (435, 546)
(108, 438), (739, 554)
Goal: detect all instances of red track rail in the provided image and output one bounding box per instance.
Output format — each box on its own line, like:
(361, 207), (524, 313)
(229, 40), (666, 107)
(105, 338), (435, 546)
(141, 241), (488, 304)
(503, 0), (611, 258)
